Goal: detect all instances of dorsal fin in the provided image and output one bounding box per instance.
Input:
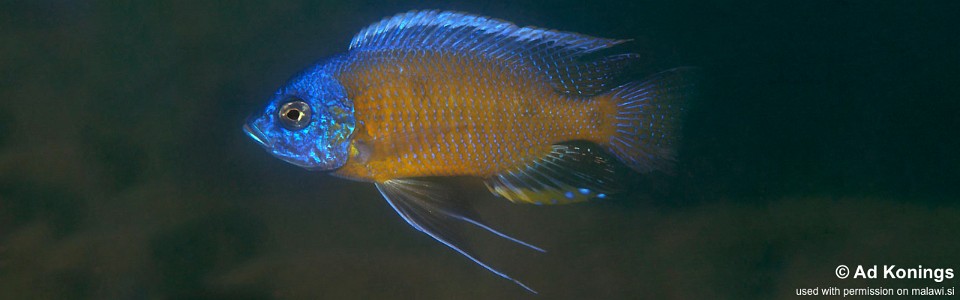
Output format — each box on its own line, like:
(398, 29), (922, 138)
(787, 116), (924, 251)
(349, 10), (640, 95)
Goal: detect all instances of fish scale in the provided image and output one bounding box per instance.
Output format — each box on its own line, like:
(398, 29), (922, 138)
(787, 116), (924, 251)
(334, 50), (605, 181)
(244, 11), (697, 293)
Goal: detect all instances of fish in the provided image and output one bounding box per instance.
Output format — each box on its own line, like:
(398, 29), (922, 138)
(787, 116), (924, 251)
(244, 10), (698, 293)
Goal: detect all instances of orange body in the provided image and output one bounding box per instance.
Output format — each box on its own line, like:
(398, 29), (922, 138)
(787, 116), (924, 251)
(243, 10), (695, 293)
(332, 50), (617, 182)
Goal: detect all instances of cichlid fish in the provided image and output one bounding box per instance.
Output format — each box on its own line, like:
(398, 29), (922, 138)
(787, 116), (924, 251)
(244, 10), (697, 293)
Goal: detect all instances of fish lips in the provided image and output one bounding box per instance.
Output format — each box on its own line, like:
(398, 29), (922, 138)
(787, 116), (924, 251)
(243, 121), (335, 171)
(243, 122), (272, 148)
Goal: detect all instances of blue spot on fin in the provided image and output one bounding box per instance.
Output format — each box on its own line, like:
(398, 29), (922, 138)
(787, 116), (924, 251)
(349, 10), (641, 95)
(483, 144), (623, 205)
(375, 179), (543, 293)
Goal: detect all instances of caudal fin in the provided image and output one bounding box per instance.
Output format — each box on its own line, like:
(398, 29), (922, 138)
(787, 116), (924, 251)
(602, 67), (699, 174)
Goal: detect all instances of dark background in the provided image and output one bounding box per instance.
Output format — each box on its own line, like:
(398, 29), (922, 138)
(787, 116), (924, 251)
(2, 1), (958, 299)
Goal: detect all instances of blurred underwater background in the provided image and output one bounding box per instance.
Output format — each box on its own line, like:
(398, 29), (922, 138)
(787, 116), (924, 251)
(1, 1), (958, 299)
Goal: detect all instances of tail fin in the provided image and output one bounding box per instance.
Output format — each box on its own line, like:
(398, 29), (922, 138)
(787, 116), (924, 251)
(602, 67), (699, 174)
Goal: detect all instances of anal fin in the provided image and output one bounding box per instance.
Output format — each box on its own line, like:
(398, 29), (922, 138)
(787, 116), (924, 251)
(374, 179), (543, 293)
(484, 144), (623, 205)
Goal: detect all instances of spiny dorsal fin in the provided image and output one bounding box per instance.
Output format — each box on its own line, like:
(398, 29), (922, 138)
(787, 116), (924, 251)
(484, 144), (624, 205)
(349, 10), (640, 95)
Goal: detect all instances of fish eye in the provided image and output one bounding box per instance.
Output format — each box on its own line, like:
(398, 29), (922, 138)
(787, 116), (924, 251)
(278, 99), (312, 130)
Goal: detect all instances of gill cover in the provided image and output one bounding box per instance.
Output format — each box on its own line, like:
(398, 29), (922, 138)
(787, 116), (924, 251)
(245, 59), (356, 170)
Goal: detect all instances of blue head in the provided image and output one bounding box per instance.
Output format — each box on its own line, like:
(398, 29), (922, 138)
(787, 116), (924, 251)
(244, 60), (355, 170)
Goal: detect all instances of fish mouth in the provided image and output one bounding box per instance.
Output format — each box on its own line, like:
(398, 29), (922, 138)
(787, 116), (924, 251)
(243, 123), (272, 148)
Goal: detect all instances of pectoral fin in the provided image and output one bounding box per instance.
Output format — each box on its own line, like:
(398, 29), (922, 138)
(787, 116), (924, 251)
(374, 178), (542, 293)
